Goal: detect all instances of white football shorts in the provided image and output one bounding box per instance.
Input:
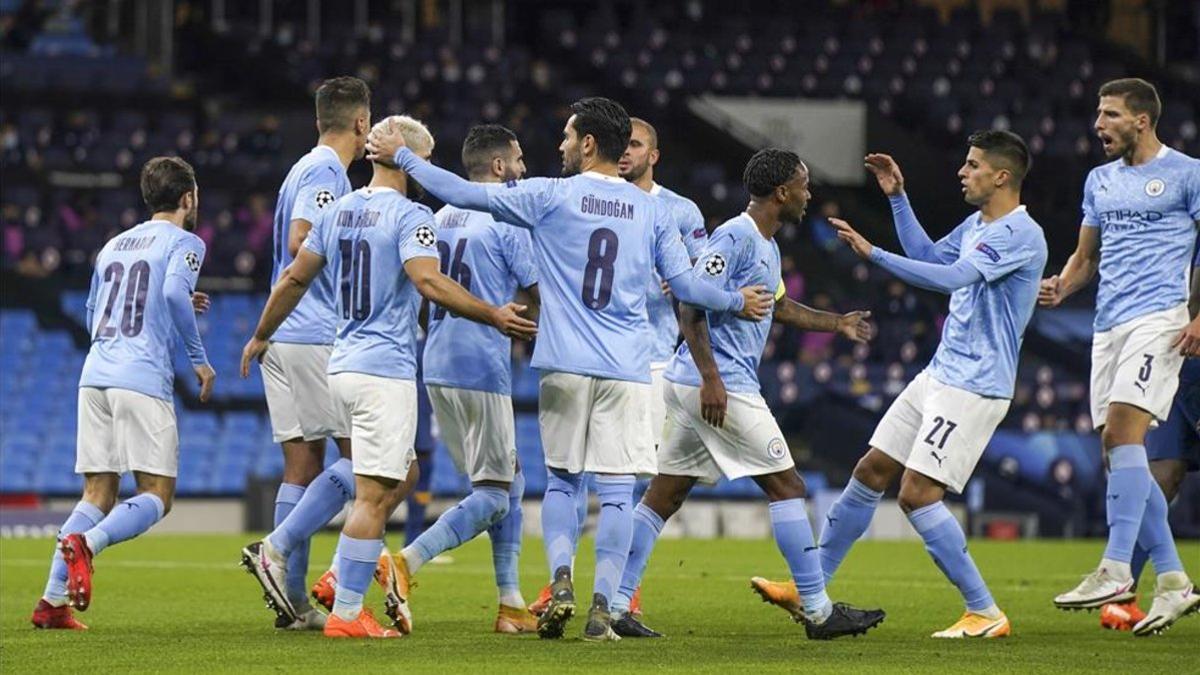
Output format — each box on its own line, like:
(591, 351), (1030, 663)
(649, 362), (670, 448)
(427, 385), (517, 483)
(261, 342), (348, 443)
(1090, 303), (1189, 429)
(538, 371), (655, 476)
(76, 387), (178, 477)
(328, 372), (417, 481)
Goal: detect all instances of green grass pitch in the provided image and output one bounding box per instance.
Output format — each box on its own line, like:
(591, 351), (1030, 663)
(2, 534), (1197, 673)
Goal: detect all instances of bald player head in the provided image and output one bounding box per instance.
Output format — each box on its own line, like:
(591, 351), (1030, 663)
(618, 117), (660, 189)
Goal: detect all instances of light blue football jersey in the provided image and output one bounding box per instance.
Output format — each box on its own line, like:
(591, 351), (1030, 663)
(666, 213), (783, 394)
(423, 205), (538, 395)
(303, 187), (438, 380)
(272, 145), (352, 344)
(484, 172), (693, 383)
(924, 205), (1048, 399)
(80, 220), (207, 401)
(1082, 146), (1200, 331)
(646, 183), (708, 364)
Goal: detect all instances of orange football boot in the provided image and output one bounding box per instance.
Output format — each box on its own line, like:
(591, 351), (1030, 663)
(629, 586), (643, 618)
(311, 569), (337, 612)
(1100, 599), (1146, 631)
(750, 577), (804, 621)
(494, 604), (539, 633)
(30, 599), (88, 630)
(375, 553), (413, 634)
(528, 583), (553, 617)
(323, 608), (400, 638)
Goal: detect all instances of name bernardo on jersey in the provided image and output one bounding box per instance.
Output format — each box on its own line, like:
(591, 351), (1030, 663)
(580, 194), (635, 220)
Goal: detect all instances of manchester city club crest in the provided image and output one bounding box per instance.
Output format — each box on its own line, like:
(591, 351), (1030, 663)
(1144, 178), (1165, 197)
(767, 437), (786, 460)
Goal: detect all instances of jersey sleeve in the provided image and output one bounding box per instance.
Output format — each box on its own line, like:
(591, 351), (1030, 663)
(962, 222), (1040, 283)
(675, 199), (708, 259)
(930, 222), (966, 262)
(1081, 169), (1099, 227)
(653, 202), (693, 281)
(690, 228), (744, 290)
(1185, 160), (1200, 221)
(485, 177), (556, 230)
(399, 210), (441, 263)
(301, 207), (333, 259)
(502, 225), (539, 288)
(165, 235), (206, 290)
(290, 166), (343, 224)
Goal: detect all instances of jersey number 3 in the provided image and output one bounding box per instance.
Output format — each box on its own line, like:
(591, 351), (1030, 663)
(581, 228), (619, 310)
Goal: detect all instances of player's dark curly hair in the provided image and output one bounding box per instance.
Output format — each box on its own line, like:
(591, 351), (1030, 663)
(462, 124), (518, 178)
(141, 156), (196, 213)
(968, 129), (1031, 186)
(569, 97), (631, 163)
(743, 148), (803, 197)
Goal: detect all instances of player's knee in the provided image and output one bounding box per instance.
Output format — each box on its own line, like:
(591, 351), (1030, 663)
(896, 478), (938, 513)
(852, 450), (898, 492)
(1150, 461), (1187, 501)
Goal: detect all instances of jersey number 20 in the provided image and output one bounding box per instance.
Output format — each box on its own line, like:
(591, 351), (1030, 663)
(95, 260), (151, 338)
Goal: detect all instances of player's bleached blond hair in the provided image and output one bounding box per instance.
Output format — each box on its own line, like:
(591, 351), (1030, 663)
(373, 115), (435, 158)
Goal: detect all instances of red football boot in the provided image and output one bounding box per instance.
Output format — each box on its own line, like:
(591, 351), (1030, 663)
(528, 583), (552, 617)
(60, 534), (94, 611)
(30, 599), (88, 630)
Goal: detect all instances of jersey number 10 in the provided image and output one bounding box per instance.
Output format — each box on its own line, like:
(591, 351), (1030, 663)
(339, 239), (372, 320)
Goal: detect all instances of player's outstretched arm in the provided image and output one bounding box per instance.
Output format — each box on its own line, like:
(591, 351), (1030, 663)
(164, 273), (214, 402)
(774, 299), (873, 344)
(831, 217), (982, 295)
(666, 272), (772, 320)
(1039, 226), (1099, 307)
(865, 154), (939, 263)
(405, 257), (537, 340)
(678, 303), (728, 428)
(240, 249), (325, 377)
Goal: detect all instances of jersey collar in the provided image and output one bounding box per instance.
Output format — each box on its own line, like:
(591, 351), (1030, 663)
(581, 170), (625, 183)
(978, 204), (1027, 225)
(314, 144), (340, 162)
(359, 186), (396, 196)
(649, 182), (663, 196)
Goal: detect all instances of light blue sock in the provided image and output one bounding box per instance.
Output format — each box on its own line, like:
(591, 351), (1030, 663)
(908, 502), (994, 612)
(769, 498), (831, 619)
(85, 493), (165, 554)
(332, 534), (382, 620)
(488, 470), (525, 599)
(1136, 480), (1184, 575)
(613, 502), (664, 614)
(43, 501), (105, 602)
(818, 477), (883, 584)
(276, 462), (356, 605)
(593, 475), (635, 605)
(574, 473), (590, 546)
(1102, 445), (1153, 564)
(406, 486), (508, 574)
(542, 469), (583, 579)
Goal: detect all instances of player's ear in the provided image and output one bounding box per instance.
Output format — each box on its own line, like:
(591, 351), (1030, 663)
(649, 147), (660, 167)
(492, 156), (504, 179)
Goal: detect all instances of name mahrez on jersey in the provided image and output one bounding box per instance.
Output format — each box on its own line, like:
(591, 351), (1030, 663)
(439, 211), (471, 229)
(113, 236), (157, 252)
(580, 194), (634, 220)
(336, 209), (381, 229)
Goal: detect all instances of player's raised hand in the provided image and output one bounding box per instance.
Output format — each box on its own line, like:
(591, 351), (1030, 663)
(365, 117), (406, 166)
(1038, 275), (1063, 307)
(191, 291), (211, 315)
(837, 310), (874, 343)
(491, 302), (538, 341)
(700, 375), (728, 428)
(829, 218), (874, 259)
(194, 363), (216, 403)
(1171, 316), (1200, 357)
(240, 337), (269, 378)
(864, 153), (904, 196)
(736, 285), (773, 321)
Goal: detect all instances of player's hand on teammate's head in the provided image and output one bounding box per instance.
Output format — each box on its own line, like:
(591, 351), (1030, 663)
(1170, 316), (1200, 357)
(736, 285), (773, 321)
(365, 117), (406, 166)
(829, 218), (873, 259)
(699, 375), (728, 428)
(1037, 275), (1063, 307)
(240, 337), (269, 378)
(191, 291), (211, 315)
(194, 363), (216, 403)
(492, 302), (538, 341)
(837, 310), (874, 344)
(864, 153), (904, 196)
